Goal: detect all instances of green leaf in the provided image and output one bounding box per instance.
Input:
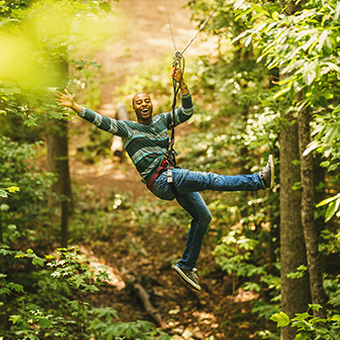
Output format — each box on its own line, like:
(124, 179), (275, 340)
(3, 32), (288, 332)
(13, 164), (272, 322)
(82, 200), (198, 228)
(303, 70), (316, 85)
(295, 333), (312, 340)
(273, 86), (291, 99)
(331, 314), (340, 322)
(328, 163), (339, 172)
(38, 317), (52, 329)
(24, 118), (38, 127)
(99, 2), (112, 12)
(317, 30), (329, 51)
(303, 140), (320, 157)
(325, 200), (339, 222)
(287, 265), (307, 279)
(7, 186), (20, 193)
(80, 69), (91, 79)
(50, 112), (65, 119)
(9, 314), (22, 325)
(270, 312), (291, 327)
(316, 193), (340, 207)
(292, 312), (310, 321)
(0, 190), (8, 198)
(308, 304), (323, 311)
(32, 256), (46, 267)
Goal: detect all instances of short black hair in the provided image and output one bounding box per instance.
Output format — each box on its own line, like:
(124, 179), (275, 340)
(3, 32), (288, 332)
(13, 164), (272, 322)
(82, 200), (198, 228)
(132, 92), (150, 107)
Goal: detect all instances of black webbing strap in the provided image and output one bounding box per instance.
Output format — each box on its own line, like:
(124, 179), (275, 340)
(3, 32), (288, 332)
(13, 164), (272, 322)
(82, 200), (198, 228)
(165, 52), (185, 197)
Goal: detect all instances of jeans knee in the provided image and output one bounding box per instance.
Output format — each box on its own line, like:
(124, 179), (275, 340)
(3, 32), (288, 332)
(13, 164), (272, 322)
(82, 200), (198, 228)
(201, 209), (212, 226)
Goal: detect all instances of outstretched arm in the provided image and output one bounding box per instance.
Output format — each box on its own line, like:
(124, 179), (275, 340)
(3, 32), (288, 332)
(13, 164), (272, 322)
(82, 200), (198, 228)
(55, 89), (129, 137)
(55, 89), (82, 114)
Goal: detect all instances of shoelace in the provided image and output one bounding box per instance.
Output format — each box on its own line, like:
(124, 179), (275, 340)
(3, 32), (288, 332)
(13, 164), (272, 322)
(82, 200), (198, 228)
(188, 268), (199, 282)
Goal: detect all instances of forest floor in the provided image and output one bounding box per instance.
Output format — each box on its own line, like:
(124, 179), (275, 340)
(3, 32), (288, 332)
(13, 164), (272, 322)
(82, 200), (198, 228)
(68, 0), (267, 339)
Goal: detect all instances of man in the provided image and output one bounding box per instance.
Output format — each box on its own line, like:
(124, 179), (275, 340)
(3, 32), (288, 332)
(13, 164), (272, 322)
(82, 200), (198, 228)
(55, 68), (274, 291)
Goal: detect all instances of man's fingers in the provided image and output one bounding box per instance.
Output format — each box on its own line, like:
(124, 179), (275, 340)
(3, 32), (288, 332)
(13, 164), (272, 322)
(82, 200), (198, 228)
(64, 89), (71, 95)
(172, 66), (176, 78)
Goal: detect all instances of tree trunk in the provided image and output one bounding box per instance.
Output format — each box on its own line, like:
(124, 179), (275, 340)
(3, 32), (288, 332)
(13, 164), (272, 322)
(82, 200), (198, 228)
(297, 94), (326, 317)
(46, 56), (72, 248)
(279, 2), (311, 338)
(280, 116), (311, 340)
(47, 118), (72, 248)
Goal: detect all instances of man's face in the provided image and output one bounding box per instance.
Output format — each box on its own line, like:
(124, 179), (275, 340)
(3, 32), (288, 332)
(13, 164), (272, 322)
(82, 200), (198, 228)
(133, 92), (153, 124)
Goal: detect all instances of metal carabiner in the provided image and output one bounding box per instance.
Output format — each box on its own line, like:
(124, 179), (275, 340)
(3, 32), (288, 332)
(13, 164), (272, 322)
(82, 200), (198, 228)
(172, 50), (182, 67)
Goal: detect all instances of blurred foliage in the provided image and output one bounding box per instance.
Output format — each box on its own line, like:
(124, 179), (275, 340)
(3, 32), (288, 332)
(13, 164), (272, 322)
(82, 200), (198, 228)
(0, 136), (55, 245)
(0, 245), (170, 339)
(0, 0), (125, 131)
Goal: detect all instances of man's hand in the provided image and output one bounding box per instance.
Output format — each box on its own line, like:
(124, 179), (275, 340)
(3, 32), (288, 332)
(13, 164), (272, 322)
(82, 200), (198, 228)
(55, 89), (81, 114)
(172, 67), (189, 95)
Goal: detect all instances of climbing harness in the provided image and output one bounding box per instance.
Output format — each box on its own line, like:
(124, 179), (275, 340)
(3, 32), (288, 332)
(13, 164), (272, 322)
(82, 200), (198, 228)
(163, 1), (220, 197)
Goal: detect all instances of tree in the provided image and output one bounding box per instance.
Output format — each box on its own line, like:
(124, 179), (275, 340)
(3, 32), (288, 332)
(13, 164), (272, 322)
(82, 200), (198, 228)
(230, 0), (340, 335)
(280, 108), (311, 339)
(297, 94), (327, 317)
(0, 0), (116, 246)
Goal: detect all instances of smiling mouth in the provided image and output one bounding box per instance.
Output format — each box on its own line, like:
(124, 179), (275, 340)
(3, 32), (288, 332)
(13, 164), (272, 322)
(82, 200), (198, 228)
(141, 108), (149, 114)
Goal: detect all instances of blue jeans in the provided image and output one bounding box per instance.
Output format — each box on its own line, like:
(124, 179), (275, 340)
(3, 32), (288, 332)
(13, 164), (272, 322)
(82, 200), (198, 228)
(151, 169), (265, 270)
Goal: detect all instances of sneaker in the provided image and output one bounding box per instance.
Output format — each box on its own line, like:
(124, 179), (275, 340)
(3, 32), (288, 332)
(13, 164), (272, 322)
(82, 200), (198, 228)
(259, 154), (275, 189)
(173, 264), (201, 291)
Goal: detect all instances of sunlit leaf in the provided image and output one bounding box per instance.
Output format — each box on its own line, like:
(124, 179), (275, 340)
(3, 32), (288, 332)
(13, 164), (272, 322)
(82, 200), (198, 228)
(331, 314), (340, 322)
(292, 312), (310, 321)
(308, 303), (323, 311)
(302, 140), (320, 157)
(7, 186), (20, 193)
(99, 2), (112, 13)
(234, 0), (244, 10)
(316, 193), (340, 207)
(0, 190), (8, 198)
(325, 200), (339, 222)
(24, 118), (38, 127)
(270, 312), (290, 327)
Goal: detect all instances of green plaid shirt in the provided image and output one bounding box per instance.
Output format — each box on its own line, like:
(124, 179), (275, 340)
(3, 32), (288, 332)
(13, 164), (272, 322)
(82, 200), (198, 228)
(79, 92), (193, 182)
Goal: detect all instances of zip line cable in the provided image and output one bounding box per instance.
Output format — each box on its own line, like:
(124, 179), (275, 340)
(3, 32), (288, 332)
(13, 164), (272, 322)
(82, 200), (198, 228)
(179, 7), (218, 58)
(164, 0), (177, 52)
(164, 0), (220, 65)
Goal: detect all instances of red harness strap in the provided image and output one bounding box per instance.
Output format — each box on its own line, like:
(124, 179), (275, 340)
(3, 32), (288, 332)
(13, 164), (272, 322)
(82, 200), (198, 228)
(146, 159), (168, 191)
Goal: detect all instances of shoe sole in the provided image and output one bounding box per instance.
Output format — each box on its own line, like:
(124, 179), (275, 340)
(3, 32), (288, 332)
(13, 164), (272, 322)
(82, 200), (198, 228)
(173, 265), (201, 291)
(269, 154), (275, 189)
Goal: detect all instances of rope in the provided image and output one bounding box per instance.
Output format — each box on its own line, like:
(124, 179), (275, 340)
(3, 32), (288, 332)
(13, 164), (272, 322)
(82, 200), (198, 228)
(179, 7), (218, 57)
(164, 0), (220, 60)
(164, 0), (177, 51)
